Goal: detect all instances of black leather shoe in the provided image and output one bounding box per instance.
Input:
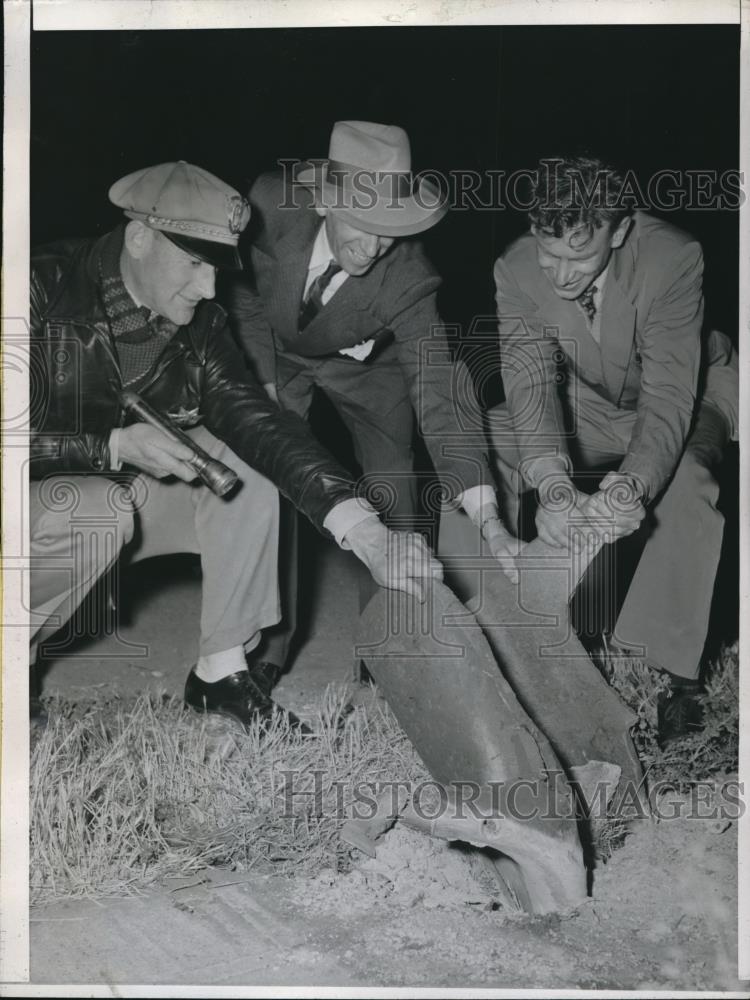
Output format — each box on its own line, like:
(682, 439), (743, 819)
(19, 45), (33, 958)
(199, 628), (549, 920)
(657, 684), (704, 746)
(245, 658), (284, 696)
(184, 667), (312, 734)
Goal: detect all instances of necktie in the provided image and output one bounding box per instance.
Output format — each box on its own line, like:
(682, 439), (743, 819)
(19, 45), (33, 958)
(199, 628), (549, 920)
(299, 260), (342, 331)
(578, 284), (598, 325)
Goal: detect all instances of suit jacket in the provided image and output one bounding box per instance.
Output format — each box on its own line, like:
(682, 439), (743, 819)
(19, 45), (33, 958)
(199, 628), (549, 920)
(226, 171), (490, 497)
(494, 212), (706, 502)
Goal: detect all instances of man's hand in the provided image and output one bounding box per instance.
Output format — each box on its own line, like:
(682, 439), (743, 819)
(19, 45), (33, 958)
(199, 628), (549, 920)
(344, 516), (443, 603)
(484, 519), (525, 585)
(535, 474), (588, 549)
(118, 422), (197, 482)
(475, 509), (525, 585)
(583, 471), (646, 542)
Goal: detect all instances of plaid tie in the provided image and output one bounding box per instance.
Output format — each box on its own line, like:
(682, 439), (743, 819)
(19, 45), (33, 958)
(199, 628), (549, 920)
(299, 260), (342, 331)
(578, 284), (598, 325)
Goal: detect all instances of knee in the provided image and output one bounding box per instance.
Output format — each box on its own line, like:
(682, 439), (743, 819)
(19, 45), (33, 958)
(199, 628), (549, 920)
(668, 452), (721, 516)
(368, 475), (417, 524)
(485, 403), (515, 449)
(674, 450), (719, 490)
(686, 402), (732, 471)
(226, 465), (280, 529)
(32, 476), (135, 551)
(354, 449), (416, 517)
(187, 429), (279, 515)
(106, 481), (136, 548)
(80, 478), (136, 553)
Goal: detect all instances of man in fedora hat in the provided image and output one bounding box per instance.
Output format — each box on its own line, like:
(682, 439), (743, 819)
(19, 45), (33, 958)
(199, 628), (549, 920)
(30, 159), (443, 730)
(227, 121), (512, 686)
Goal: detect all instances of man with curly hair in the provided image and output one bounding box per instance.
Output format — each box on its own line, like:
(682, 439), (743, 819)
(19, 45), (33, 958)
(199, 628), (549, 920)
(488, 155), (738, 743)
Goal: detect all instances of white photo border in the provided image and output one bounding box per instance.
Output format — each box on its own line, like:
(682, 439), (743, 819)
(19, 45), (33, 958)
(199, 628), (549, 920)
(2, 0), (747, 993)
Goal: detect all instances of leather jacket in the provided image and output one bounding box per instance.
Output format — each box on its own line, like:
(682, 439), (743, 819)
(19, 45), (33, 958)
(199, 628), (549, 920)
(30, 230), (356, 531)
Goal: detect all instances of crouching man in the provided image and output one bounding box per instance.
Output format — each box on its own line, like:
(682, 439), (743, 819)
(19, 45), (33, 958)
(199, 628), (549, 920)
(30, 161), (442, 729)
(488, 155), (738, 744)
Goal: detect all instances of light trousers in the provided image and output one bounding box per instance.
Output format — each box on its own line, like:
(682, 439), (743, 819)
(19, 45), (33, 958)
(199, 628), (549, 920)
(485, 381), (729, 680)
(30, 426), (281, 660)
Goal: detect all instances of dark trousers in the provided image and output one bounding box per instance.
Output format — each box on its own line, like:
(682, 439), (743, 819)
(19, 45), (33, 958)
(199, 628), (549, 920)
(263, 349), (418, 669)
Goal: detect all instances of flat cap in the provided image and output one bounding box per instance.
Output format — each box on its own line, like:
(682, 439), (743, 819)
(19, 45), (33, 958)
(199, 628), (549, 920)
(109, 161), (250, 269)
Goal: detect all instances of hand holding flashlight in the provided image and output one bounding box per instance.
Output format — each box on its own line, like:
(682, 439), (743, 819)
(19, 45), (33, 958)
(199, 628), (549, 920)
(117, 390), (239, 496)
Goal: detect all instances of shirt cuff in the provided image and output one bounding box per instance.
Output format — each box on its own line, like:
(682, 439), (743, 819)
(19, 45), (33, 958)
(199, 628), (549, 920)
(338, 339), (376, 361)
(108, 429), (122, 471)
(459, 485), (497, 521)
(522, 454), (572, 490)
(323, 497), (379, 548)
(616, 456), (654, 505)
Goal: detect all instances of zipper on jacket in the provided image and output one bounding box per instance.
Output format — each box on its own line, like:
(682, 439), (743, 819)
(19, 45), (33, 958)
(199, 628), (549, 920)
(134, 342), (188, 397)
(90, 323), (122, 377)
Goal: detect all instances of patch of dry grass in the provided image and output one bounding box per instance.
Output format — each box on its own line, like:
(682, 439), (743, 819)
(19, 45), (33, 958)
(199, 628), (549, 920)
(650, 643), (739, 787)
(30, 687), (428, 904)
(581, 641), (739, 859)
(599, 640), (739, 787)
(31, 644), (739, 900)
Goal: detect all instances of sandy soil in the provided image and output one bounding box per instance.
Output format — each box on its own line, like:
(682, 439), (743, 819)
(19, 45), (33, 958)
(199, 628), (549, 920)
(282, 810), (742, 991)
(30, 805), (744, 990)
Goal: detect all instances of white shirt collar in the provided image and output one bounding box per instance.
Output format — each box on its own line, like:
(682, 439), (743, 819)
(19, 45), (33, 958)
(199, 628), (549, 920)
(304, 220), (350, 302)
(309, 221), (334, 272)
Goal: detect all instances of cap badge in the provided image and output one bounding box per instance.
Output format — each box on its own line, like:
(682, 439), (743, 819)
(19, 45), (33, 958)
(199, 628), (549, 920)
(226, 194), (250, 235)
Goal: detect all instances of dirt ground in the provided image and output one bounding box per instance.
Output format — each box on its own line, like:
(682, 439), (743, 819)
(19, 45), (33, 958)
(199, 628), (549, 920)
(296, 816), (741, 991)
(30, 813), (742, 990)
(31, 529), (747, 992)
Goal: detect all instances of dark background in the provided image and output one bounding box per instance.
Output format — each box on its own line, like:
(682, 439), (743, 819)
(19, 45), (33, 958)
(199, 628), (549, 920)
(31, 25), (740, 649)
(31, 25), (740, 341)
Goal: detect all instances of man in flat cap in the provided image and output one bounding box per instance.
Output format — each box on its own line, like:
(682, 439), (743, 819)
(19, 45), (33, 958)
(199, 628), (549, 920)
(488, 154), (738, 743)
(30, 160), (442, 729)
(227, 121), (515, 687)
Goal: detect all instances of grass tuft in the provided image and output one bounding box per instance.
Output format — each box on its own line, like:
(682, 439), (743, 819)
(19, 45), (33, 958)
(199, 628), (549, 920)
(581, 641), (739, 859)
(31, 644), (739, 898)
(30, 687), (428, 903)
(600, 641), (739, 788)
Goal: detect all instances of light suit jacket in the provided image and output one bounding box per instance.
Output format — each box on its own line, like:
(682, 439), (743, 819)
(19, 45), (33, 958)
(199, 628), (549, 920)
(494, 212), (715, 501)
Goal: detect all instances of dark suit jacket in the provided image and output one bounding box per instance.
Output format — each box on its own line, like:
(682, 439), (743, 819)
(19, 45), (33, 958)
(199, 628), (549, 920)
(494, 212), (707, 501)
(227, 171), (490, 497)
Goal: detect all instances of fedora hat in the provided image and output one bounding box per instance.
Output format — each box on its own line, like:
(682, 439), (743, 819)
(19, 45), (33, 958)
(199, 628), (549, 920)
(296, 121), (448, 238)
(109, 161), (250, 269)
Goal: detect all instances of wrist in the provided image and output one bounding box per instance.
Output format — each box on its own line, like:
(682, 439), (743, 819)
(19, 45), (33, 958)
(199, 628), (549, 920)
(323, 498), (378, 548)
(471, 500), (501, 530)
(600, 472), (646, 510)
(342, 513), (384, 550)
(524, 454), (572, 491)
(108, 428), (122, 471)
(537, 473), (575, 503)
(480, 513), (505, 533)
(460, 484), (497, 522)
